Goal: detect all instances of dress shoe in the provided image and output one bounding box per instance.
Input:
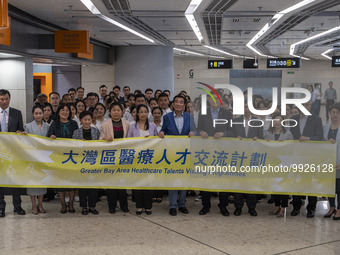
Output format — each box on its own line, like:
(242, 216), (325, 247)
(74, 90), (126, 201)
(82, 208), (88, 215)
(290, 209), (300, 216)
(306, 210), (314, 218)
(248, 209), (257, 216)
(199, 207), (210, 215)
(220, 208), (230, 217)
(179, 207), (189, 214)
(68, 209), (75, 213)
(234, 208), (242, 216)
(89, 208), (99, 215)
(122, 208), (129, 213)
(109, 208), (116, 214)
(324, 209), (335, 218)
(333, 215), (340, 220)
(145, 210), (152, 215)
(60, 209), (67, 214)
(0, 209), (5, 217)
(13, 207), (26, 215)
(136, 210), (143, 215)
(169, 208), (177, 216)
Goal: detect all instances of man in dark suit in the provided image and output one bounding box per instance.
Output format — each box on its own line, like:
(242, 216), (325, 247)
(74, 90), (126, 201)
(230, 102), (263, 216)
(159, 95), (196, 216)
(290, 100), (323, 218)
(0, 89), (26, 217)
(197, 92), (232, 216)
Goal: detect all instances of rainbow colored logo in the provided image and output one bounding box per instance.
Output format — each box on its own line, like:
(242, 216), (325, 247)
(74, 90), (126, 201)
(196, 82), (222, 106)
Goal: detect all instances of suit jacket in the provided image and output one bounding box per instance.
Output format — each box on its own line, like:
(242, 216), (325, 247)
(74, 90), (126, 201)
(99, 119), (130, 140)
(290, 114), (323, 141)
(197, 107), (233, 137)
(127, 122), (158, 137)
(1, 107), (24, 132)
(161, 111), (196, 136)
(230, 116), (263, 139)
(264, 130), (293, 141)
(72, 127), (100, 140)
(25, 120), (50, 137)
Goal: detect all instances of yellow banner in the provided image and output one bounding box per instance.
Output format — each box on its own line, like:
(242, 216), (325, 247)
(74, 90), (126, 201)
(0, 133), (336, 196)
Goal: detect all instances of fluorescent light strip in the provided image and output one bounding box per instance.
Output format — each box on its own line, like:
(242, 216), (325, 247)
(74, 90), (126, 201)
(204, 45), (253, 59)
(290, 26), (340, 56)
(246, 0), (317, 57)
(321, 49), (333, 60)
(185, 0), (203, 42)
(174, 48), (204, 56)
(290, 54), (310, 61)
(80, 0), (155, 43)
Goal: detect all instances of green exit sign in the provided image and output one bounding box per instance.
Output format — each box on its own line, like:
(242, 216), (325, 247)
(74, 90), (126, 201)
(287, 71), (295, 74)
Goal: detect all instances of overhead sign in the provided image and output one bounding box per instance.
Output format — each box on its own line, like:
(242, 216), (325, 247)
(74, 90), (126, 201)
(267, 58), (300, 68)
(208, 60), (232, 69)
(243, 59), (258, 69)
(0, 0), (9, 28)
(331, 56), (340, 67)
(0, 16), (10, 46)
(77, 43), (94, 59)
(55, 30), (90, 53)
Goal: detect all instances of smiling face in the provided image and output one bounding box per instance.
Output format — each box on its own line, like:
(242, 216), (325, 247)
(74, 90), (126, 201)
(137, 106), (149, 122)
(173, 97), (185, 114)
(81, 115), (92, 130)
(330, 108), (340, 123)
(33, 107), (43, 122)
(76, 102), (85, 114)
(96, 105), (105, 118)
(59, 106), (70, 122)
(149, 99), (158, 110)
(152, 108), (162, 122)
(43, 106), (52, 119)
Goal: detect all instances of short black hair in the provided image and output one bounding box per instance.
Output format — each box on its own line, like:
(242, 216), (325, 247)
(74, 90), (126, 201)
(0, 89), (10, 98)
(99, 84), (107, 89)
(163, 89), (170, 95)
(109, 102), (123, 112)
(49, 92), (60, 98)
(76, 87), (84, 91)
(79, 110), (93, 120)
(157, 92), (169, 100)
(87, 92), (97, 98)
(152, 106), (163, 115)
(145, 88), (153, 93)
(113, 85), (121, 91)
(42, 102), (53, 111)
(68, 88), (76, 93)
(148, 98), (157, 104)
(329, 103), (340, 113)
(135, 93), (146, 101)
(127, 93), (135, 100)
(123, 86), (130, 90)
(173, 94), (186, 104)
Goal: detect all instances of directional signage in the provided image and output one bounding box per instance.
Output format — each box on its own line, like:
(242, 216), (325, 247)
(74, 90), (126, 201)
(267, 58), (300, 68)
(208, 60), (233, 69)
(332, 56), (340, 67)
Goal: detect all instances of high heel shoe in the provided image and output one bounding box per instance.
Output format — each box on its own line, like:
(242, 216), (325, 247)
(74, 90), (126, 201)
(136, 209), (143, 215)
(324, 209), (335, 218)
(32, 207), (38, 215)
(38, 207), (46, 213)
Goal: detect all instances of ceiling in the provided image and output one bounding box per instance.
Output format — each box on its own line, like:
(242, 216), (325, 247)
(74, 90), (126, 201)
(7, 0), (340, 60)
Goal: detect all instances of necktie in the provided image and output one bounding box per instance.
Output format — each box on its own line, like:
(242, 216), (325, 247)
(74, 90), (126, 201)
(1, 110), (6, 132)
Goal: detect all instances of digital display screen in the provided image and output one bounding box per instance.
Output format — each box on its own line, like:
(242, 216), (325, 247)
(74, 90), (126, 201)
(208, 60), (233, 69)
(332, 56), (340, 67)
(267, 58), (300, 68)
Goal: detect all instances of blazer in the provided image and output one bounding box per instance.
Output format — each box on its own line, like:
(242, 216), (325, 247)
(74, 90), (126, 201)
(197, 107), (233, 137)
(230, 116), (263, 139)
(0, 107), (24, 132)
(323, 124), (340, 166)
(160, 111), (196, 136)
(25, 121), (50, 137)
(72, 127), (100, 140)
(99, 119), (130, 140)
(290, 114), (323, 141)
(264, 130), (293, 141)
(127, 122), (158, 138)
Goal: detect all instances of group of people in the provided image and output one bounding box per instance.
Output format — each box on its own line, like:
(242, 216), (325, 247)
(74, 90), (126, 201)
(0, 81), (339, 221)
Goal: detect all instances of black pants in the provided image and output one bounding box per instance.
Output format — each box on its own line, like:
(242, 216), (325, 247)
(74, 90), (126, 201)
(79, 189), (97, 208)
(135, 190), (153, 209)
(329, 178), (340, 209)
(0, 188), (22, 209)
(107, 189), (128, 211)
(153, 190), (164, 199)
(273, 194), (289, 207)
(234, 193), (257, 209)
(201, 191), (228, 209)
(326, 99), (335, 120)
(293, 195), (317, 211)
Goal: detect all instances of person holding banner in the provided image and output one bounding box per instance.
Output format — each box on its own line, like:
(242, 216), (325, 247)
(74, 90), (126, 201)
(264, 113), (293, 217)
(230, 101), (263, 217)
(128, 104), (158, 215)
(323, 103), (340, 220)
(99, 102), (130, 214)
(290, 100), (323, 218)
(73, 110), (100, 215)
(159, 95), (196, 216)
(197, 91), (233, 217)
(47, 103), (79, 214)
(0, 89), (26, 217)
(24, 105), (50, 215)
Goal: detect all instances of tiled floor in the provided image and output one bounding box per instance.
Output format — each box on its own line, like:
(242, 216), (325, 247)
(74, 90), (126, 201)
(0, 194), (339, 255)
